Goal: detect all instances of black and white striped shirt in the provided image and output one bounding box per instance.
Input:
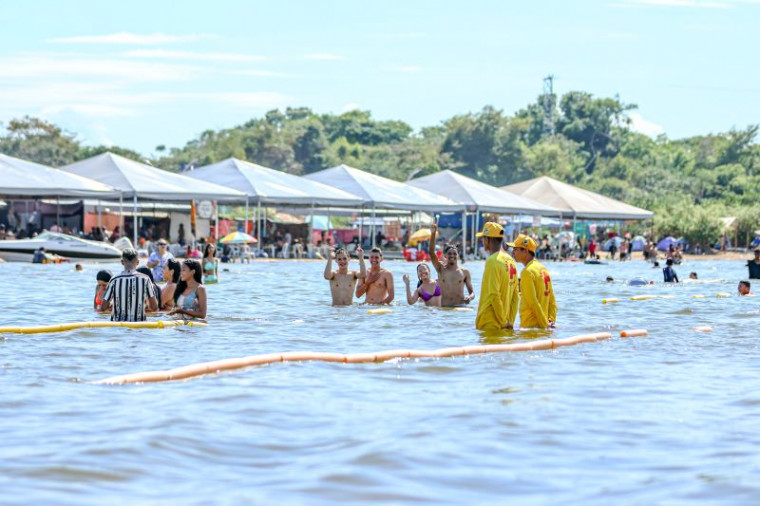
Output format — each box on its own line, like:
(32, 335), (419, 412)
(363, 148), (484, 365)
(102, 270), (157, 322)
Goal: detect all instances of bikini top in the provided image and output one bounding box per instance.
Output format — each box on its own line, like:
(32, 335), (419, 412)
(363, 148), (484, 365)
(176, 288), (198, 311)
(420, 282), (441, 302)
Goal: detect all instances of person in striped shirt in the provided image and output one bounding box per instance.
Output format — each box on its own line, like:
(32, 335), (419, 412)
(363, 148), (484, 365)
(99, 248), (158, 322)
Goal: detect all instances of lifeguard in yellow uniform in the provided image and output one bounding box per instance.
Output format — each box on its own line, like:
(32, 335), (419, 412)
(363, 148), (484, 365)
(475, 222), (519, 331)
(508, 234), (557, 329)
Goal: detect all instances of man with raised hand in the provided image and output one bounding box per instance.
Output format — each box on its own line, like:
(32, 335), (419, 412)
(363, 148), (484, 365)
(323, 245), (365, 306)
(475, 222), (518, 331)
(356, 247), (394, 305)
(509, 234), (557, 329)
(429, 222), (474, 307)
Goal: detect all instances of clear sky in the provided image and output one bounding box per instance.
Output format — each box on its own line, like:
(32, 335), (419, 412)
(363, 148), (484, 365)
(0, 0), (758, 156)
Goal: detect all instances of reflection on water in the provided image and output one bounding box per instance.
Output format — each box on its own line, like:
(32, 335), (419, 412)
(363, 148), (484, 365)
(1, 258), (759, 504)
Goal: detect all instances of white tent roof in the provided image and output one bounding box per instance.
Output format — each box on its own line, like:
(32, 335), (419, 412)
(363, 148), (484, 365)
(0, 153), (119, 198)
(185, 158), (364, 206)
(502, 176), (653, 220)
(60, 152), (245, 201)
(304, 164), (462, 212)
(408, 170), (559, 215)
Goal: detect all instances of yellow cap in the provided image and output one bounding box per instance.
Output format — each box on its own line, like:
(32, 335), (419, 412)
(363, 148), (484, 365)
(506, 234), (537, 253)
(475, 222), (504, 238)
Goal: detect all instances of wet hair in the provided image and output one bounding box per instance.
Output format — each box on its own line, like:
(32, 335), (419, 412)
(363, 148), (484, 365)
(203, 242), (215, 258)
(370, 247), (383, 256)
(334, 248), (348, 258)
(174, 259), (203, 304)
(122, 248), (138, 262)
(740, 280), (751, 289)
(653, 261), (660, 267)
(666, 258), (674, 266)
(444, 244), (458, 254)
(165, 258), (181, 283)
(136, 266), (155, 282)
(416, 263), (430, 287)
(96, 270), (113, 283)
(606, 276), (614, 282)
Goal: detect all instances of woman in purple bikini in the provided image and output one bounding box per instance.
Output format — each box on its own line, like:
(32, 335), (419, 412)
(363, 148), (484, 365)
(402, 263), (442, 307)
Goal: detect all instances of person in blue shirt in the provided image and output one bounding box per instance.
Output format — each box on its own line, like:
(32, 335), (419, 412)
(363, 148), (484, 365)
(663, 258), (679, 283)
(747, 248), (760, 279)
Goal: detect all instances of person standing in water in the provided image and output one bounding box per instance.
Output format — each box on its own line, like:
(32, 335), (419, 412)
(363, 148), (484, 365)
(747, 248), (760, 279)
(323, 246), (365, 306)
(663, 258), (679, 283)
(429, 222), (475, 307)
(100, 249), (158, 322)
(509, 234), (557, 329)
(402, 263), (442, 307)
(475, 222), (518, 331)
(356, 247), (394, 305)
(169, 259), (207, 320)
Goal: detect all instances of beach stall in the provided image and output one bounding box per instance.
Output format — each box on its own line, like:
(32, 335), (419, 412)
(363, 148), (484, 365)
(184, 158), (363, 253)
(304, 165), (463, 248)
(408, 169), (560, 255)
(60, 152), (246, 246)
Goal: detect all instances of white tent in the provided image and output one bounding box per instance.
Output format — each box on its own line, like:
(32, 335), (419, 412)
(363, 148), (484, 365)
(304, 165), (462, 212)
(185, 158), (363, 207)
(408, 170), (559, 215)
(305, 164), (463, 248)
(60, 152), (245, 201)
(0, 153), (118, 198)
(60, 152), (246, 245)
(502, 176), (653, 220)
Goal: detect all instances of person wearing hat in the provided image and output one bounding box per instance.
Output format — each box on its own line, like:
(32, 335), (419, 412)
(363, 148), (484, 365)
(474, 222), (519, 331)
(147, 238), (174, 282)
(509, 234), (557, 329)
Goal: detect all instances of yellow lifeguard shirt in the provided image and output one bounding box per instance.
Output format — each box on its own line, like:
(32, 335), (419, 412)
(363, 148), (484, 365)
(518, 258), (557, 329)
(476, 250), (519, 331)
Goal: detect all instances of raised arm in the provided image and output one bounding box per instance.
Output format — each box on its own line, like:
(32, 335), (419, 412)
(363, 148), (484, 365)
(429, 222), (442, 273)
(402, 274), (418, 305)
(355, 246), (369, 297)
(323, 247), (334, 280)
(356, 245), (365, 279)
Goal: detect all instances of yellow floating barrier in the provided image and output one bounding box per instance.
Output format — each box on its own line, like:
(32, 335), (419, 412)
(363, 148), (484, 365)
(691, 295), (706, 299)
(602, 298), (620, 304)
(94, 330), (646, 385)
(367, 308), (393, 315)
(715, 293), (731, 298)
(0, 320), (205, 334)
(657, 295), (675, 300)
(692, 326), (714, 332)
(629, 295), (656, 301)
(620, 329), (648, 338)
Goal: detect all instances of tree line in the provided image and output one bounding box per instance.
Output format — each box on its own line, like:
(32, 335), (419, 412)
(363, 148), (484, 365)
(2, 91), (759, 247)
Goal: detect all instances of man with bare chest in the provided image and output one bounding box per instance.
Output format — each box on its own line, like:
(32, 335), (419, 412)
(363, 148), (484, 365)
(356, 247), (394, 305)
(429, 223), (475, 307)
(323, 246), (365, 306)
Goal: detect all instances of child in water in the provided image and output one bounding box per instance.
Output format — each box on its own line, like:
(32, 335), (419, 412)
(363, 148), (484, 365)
(93, 270), (112, 310)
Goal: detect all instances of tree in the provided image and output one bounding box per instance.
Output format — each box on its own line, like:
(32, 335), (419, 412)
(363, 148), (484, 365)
(0, 116), (81, 166)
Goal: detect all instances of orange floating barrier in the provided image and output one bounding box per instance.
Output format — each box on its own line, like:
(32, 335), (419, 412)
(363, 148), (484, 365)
(619, 329), (648, 338)
(94, 330), (641, 385)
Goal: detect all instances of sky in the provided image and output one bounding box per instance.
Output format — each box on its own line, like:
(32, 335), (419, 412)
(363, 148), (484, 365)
(0, 0), (758, 156)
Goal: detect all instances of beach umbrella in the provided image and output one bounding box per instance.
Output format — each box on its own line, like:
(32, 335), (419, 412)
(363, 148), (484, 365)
(220, 231), (258, 244)
(407, 228), (438, 246)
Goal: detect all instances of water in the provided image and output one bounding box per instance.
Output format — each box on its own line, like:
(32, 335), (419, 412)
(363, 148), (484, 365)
(1, 258), (759, 505)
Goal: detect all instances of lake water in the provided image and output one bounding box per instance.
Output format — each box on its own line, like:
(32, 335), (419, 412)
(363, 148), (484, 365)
(1, 257), (759, 505)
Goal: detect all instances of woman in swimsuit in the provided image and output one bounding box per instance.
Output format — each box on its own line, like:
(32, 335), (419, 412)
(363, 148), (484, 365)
(169, 259), (207, 320)
(402, 263), (442, 307)
(161, 258), (181, 310)
(93, 269), (112, 311)
(202, 243), (219, 284)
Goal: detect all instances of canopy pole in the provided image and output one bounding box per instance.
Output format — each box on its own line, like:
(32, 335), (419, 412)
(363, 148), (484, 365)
(132, 195), (138, 247)
(214, 200), (219, 243)
(371, 206), (377, 248)
(244, 199), (249, 234)
(359, 206), (364, 249)
(462, 208), (467, 262)
(97, 199), (102, 232)
(56, 196), (60, 230)
(119, 193), (124, 238)
(256, 201), (262, 254)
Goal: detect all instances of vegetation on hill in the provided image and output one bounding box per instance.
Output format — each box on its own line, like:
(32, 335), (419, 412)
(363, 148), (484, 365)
(2, 91), (759, 246)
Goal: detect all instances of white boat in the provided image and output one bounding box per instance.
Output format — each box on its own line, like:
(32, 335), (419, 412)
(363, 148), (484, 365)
(0, 232), (122, 263)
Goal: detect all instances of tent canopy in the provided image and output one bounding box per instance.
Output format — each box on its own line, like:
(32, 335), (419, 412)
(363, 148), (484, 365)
(0, 153), (119, 198)
(409, 170), (559, 215)
(502, 176), (653, 220)
(60, 152), (245, 201)
(185, 157), (363, 206)
(304, 164), (462, 212)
